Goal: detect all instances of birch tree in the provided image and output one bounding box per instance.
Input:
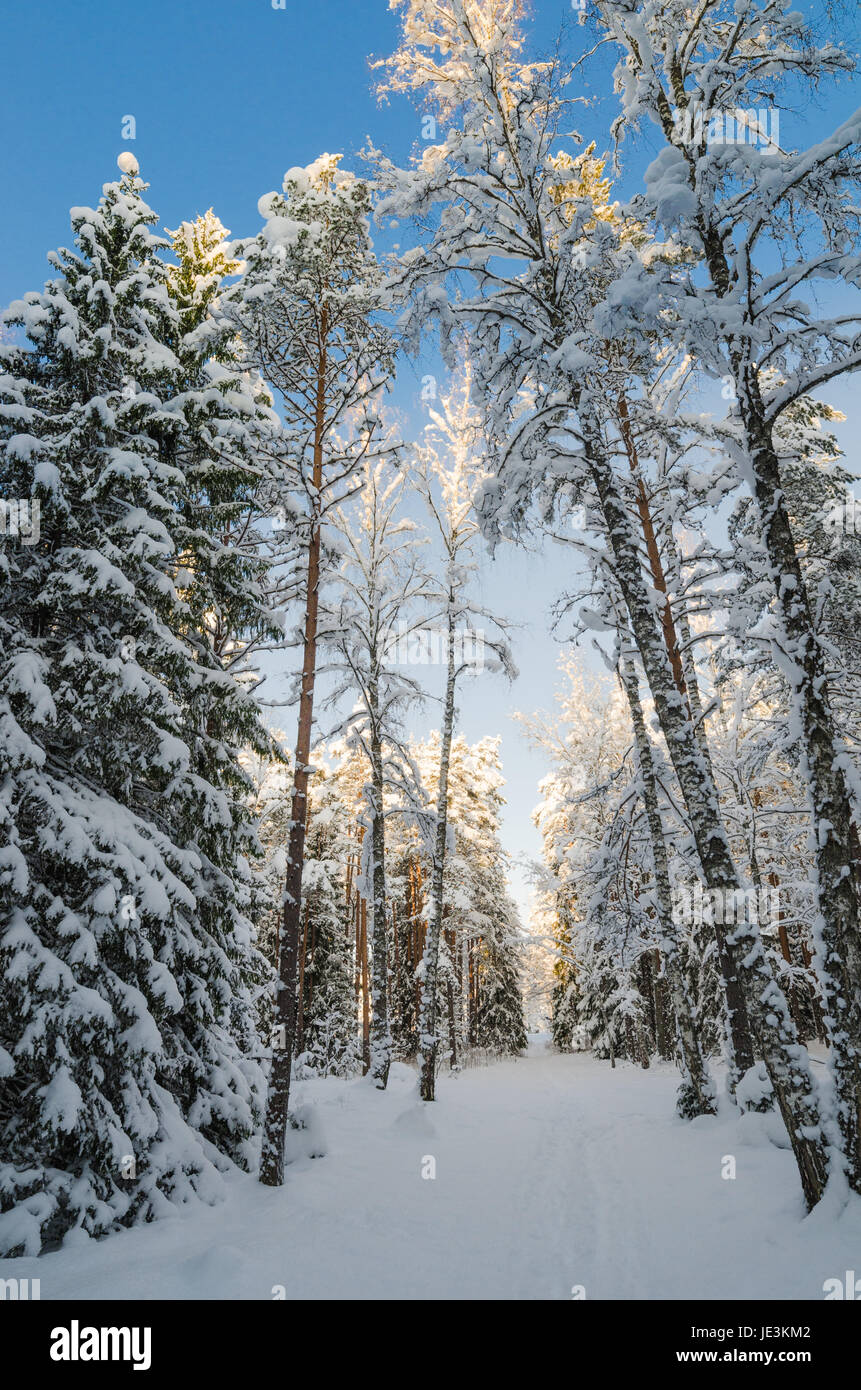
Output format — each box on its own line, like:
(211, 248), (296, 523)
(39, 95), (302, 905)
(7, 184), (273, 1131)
(374, 0), (832, 1204)
(412, 361), (515, 1100)
(593, 0), (861, 1192)
(326, 459), (431, 1087)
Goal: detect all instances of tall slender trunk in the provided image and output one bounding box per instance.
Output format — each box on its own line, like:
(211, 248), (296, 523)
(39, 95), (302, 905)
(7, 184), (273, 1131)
(360, 898), (371, 1074)
(418, 599), (458, 1101)
(447, 975), (458, 1070)
(619, 649), (717, 1118)
(446, 928), (460, 1070)
(368, 692), (392, 1087)
(259, 315), (328, 1188)
(296, 903), (310, 1058)
(617, 395), (754, 1084)
(391, 899), (400, 1041)
(577, 381), (828, 1207)
(467, 939), (477, 1048)
(693, 220), (861, 1188)
(409, 854), (424, 1053)
(460, 936), (469, 1052)
(743, 382), (861, 1187)
(653, 951), (671, 1060)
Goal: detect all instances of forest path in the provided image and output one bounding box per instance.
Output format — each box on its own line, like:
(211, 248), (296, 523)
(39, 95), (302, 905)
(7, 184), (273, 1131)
(8, 1043), (860, 1299)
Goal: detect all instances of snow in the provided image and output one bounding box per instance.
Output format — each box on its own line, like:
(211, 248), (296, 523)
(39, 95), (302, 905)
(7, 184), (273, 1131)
(734, 1062), (776, 1115)
(117, 152), (139, 176)
(283, 166), (310, 193)
(7, 1043), (860, 1300)
(38, 1065), (83, 1133)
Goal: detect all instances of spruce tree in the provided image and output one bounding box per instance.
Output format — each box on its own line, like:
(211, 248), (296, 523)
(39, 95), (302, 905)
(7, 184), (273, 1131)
(0, 158), (269, 1254)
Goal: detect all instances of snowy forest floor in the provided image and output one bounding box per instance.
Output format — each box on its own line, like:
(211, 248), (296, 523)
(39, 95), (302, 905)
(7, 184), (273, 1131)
(8, 1039), (861, 1300)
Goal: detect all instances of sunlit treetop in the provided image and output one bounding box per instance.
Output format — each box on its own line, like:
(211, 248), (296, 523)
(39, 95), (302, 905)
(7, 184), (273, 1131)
(376, 0), (552, 118)
(166, 209), (240, 332)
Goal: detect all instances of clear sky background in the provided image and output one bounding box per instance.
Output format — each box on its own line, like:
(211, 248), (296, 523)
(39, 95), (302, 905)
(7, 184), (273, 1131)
(2, 0), (860, 922)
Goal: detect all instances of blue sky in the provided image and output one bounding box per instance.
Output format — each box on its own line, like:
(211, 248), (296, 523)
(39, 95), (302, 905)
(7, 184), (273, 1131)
(3, 0), (860, 920)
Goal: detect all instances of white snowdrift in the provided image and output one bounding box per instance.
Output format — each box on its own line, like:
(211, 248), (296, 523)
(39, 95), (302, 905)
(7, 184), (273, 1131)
(6, 1046), (860, 1300)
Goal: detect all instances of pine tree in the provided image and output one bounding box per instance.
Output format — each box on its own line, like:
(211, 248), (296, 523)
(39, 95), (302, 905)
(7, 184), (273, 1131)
(410, 733), (527, 1064)
(548, 905), (581, 1053)
(164, 207), (294, 685)
(226, 154), (398, 1183)
(474, 916), (527, 1056)
(294, 760), (361, 1078)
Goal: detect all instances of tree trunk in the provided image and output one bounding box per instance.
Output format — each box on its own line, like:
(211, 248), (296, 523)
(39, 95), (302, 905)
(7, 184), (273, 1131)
(296, 903), (310, 1059)
(368, 703), (392, 1088)
(446, 930), (459, 1071)
(577, 380), (827, 1207)
(617, 395), (754, 1085)
(410, 854), (423, 1053)
(360, 897), (371, 1075)
(259, 316), (327, 1188)
(619, 649), (717, 1118)
(653, 952), (671, 1061)
(743, 389), (861, 1188)
(418, 602), (458, 1101)
(694, 221), (861, 1191)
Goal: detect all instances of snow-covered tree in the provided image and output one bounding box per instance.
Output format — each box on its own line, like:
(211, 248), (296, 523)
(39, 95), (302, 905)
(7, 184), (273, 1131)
(326, 458), (432, 1086)
(164, 208), (296, 686)
(375, 0), (833, 1205)
(246, 738), (362, 1077)
(407, 733), (527, 1065)
(593, 0), (861, 1192)
(409, 360), (516, 1098)
(0, 159), (269, 1254)
(225, 154), (398, 1182)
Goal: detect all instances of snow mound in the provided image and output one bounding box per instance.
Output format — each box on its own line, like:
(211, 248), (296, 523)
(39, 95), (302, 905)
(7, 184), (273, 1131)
(177, 1244), (249, 1294)
(391, 1102), (437, 1138)
(117, 152), (139, 176)
(736, 1061), (775, 1114)
(257, 192), (279, 219)
(284, 1104), (327, 1163)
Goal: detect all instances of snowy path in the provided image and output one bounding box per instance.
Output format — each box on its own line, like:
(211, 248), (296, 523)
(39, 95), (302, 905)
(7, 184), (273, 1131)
(8, 1043), (861, 1300)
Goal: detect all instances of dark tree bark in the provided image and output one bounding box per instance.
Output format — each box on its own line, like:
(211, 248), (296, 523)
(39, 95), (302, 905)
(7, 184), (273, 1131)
(419, 605), (458, 1101)
(259, 323), (327, 1188)
(368, 701), (392, 1088)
